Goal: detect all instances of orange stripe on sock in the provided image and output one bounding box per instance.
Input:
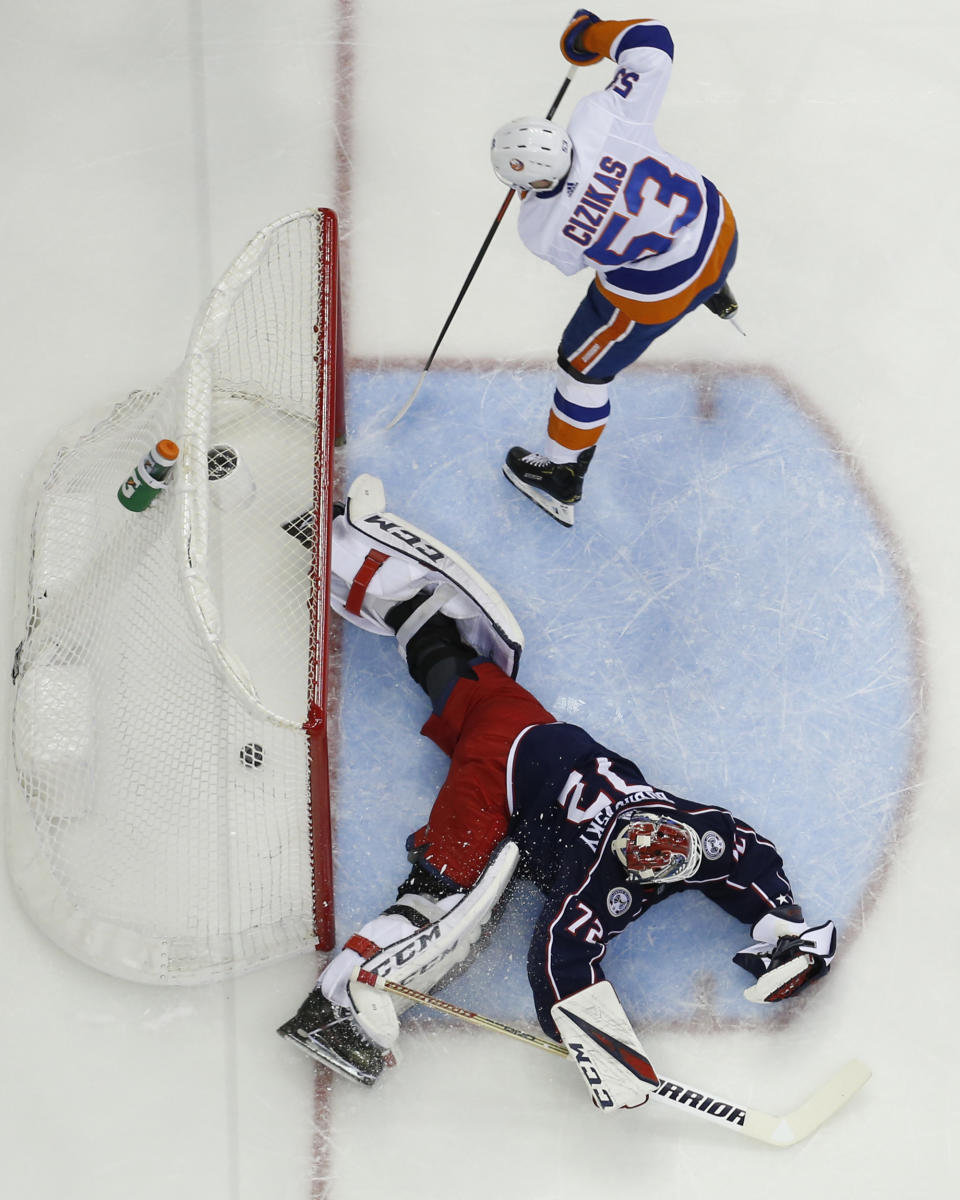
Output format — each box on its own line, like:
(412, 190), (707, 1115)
(547, 413), (605, 452)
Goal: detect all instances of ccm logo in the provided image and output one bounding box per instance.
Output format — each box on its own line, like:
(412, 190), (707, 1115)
(569, 1042), (614, 1110)
(361, 516), (445, 563)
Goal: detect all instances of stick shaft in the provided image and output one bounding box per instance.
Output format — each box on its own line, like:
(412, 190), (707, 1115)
(388, 64), (578, 428)
(421, 189), (514, 374)
(545, 64), (576, 120)
(422, 64), (576, 373)
(422, 63), (573, 372)
(358, 970), (567, 1056)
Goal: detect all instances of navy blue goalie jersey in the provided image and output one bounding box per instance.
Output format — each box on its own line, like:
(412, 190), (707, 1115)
(506, 722), (795, 1036)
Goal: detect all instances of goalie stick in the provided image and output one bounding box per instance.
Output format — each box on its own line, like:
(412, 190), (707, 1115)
(385, 65), (578, 430)
(354, 969), (870, 1147)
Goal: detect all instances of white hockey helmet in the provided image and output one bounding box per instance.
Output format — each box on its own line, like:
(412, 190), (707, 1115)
(490, 116), (572, 192)
(612, 813), (702, 885)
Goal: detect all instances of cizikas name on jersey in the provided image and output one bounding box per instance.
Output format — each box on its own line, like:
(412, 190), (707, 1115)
(561, 156), (627, 248)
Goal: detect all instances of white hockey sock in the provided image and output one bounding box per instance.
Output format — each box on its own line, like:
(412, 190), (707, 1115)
(546, 437), (581, 464)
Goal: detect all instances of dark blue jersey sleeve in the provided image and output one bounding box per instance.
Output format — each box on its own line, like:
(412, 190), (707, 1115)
(525, 837), (656, 1038)
(694, 816), (795, 923)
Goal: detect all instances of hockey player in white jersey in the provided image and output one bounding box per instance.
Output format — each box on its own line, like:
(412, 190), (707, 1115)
(494, 12), (739, 526)
(277, 478), (836, 1097)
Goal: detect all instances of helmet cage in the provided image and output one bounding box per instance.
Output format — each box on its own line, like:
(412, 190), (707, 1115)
(611, 814), (702, 884)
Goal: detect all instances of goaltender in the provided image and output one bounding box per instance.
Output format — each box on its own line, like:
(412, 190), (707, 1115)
(277, 477), (836, 1105)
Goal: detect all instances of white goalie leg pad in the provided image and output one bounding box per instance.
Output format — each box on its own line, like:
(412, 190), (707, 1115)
(330, 473), (524, 678)
(338, 840), (520, 1017)
(329, 475), (430, 638)
(347, 966), (401, 1049)
(551, 981), (660, 1111)
(319, 900), (461, 1021)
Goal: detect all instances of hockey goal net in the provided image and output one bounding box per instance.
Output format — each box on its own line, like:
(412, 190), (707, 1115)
(8, 209), (344, 983)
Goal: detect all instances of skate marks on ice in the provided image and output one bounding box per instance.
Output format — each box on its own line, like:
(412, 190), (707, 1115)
(332, 363), (920, 1030)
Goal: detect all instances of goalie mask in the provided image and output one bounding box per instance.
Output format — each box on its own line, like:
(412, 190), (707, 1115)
(490, 117), (572, 192)
(611, 814), (702, 885)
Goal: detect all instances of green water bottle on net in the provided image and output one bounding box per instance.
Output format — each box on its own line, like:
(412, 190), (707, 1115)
(117, 439), (180, 512)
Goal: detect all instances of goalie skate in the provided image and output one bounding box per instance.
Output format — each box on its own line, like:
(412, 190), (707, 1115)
(330, 474), (524, 678)
(319, 841), (520, 1019)
(276, 987), (393, 1086)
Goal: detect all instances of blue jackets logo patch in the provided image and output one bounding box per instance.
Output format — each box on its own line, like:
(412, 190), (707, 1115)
(702, 831), (725, 860)
(607, 887), (632, 917)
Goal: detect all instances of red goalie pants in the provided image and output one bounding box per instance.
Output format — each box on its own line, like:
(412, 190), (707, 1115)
(410, 661), (555, 888)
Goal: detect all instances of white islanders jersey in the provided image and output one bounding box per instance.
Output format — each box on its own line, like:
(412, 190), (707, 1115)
(517, 19), (737, 325)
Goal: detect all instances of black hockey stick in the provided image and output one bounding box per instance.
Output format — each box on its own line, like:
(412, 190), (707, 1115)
(356, 969), (871, 1147)
(385, 64), (578, 429)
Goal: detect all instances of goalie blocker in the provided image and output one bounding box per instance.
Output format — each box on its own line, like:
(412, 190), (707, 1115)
(552, 981), (659, 1110)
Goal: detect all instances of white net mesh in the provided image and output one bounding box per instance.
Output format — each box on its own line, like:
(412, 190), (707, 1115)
(8, 211), (338, 983)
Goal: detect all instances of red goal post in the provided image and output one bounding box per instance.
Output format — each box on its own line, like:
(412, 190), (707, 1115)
(308, 208), (345, 952)
(8, 210), (344, 982)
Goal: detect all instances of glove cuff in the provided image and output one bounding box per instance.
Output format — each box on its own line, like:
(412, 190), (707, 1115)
(751, 906), (805, 945)
(561, 11), (603, 65)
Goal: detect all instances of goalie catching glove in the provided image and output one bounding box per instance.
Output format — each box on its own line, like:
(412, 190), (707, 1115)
(734, 908), (837, 1003)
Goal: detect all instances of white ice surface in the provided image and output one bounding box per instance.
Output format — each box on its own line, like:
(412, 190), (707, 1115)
(2, 3), (958, 1198)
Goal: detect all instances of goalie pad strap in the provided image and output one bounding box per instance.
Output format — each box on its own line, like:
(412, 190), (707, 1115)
(395, 582), (458, 651)
(344, 934), (383, 960)
(346, 550), (390, 615)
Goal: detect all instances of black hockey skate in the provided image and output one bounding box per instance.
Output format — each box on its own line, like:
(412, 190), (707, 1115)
(276, 988), (388, 1085)
(502, 445), (595, 528)
(704, 280), (738, 320)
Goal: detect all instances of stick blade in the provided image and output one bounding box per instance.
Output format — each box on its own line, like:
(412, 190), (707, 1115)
(743, 1059), (872, 1146)
(385, 370), (427, 430)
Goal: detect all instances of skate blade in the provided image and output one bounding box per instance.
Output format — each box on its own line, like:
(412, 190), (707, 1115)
(277, 1027), (382, 1086)
(502, 466), (575, 528)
